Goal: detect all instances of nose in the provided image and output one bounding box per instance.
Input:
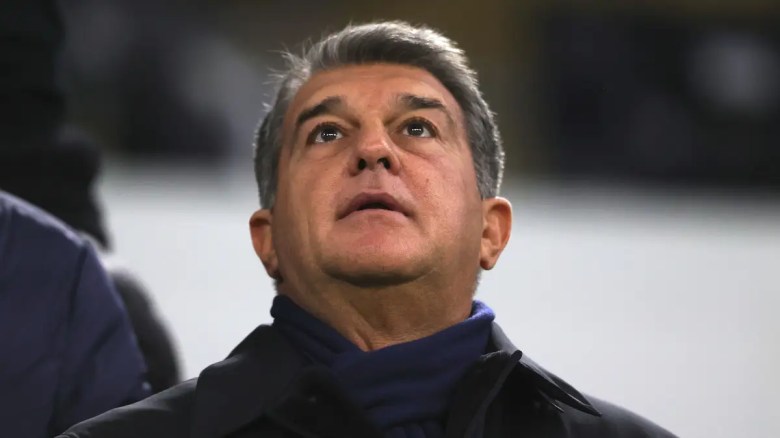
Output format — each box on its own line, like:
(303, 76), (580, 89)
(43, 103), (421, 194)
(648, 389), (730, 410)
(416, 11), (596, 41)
(357, 157), (390, 171)
(349, 129), (400, 176)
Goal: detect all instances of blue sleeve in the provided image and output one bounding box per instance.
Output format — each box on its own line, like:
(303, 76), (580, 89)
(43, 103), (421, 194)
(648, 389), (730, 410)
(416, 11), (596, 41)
(51, 244), (151, 434)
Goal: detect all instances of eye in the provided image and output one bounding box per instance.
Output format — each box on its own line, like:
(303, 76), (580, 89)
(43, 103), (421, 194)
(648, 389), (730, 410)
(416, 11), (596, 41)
(309, 124), (344, 144)
(402, 119), (434, 138)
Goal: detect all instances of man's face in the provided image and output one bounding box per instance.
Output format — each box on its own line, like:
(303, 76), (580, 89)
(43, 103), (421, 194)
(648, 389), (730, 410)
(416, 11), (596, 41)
(267, 64), (486, 289)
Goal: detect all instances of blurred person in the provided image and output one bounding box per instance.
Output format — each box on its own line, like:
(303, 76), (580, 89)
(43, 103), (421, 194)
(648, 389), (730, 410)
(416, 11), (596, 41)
(63, 0), (265, 162)
(0, 191), (150, 437)
(61, 22), (676, 437)
(0, 0), (181, 394)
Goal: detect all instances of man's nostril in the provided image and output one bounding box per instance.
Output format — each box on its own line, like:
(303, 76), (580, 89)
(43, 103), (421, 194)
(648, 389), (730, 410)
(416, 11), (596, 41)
(357, 159), (367, 170)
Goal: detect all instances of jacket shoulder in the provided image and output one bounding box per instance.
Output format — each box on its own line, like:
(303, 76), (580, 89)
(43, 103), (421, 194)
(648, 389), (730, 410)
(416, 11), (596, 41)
(565, 395), (678, 437)
(56, 379), (197, 438)
(0, 190), (84, 248)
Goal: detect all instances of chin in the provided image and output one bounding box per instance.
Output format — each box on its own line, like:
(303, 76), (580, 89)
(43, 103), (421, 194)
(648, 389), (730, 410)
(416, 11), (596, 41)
(322, 248), (428, 288)
(332, 270), (415, 288)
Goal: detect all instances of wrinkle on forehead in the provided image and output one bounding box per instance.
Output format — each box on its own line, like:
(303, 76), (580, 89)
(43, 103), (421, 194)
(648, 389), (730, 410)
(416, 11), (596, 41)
(281, 64), (466, 143)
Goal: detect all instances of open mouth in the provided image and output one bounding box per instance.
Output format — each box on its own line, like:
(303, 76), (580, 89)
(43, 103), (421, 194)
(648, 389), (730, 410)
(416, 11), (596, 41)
(339, 192), (408, 219)
(357, 202), (394, 211)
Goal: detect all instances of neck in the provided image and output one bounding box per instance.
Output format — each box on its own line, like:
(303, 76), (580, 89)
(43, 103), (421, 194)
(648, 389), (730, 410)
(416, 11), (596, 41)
(279, 281), (473, 351)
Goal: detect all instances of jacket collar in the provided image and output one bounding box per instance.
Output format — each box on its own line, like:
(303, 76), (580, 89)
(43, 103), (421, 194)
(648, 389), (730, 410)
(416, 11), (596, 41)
(190, 324), (307, 438)
(191, 322), (600, 437)
(490, 324), (601, 417)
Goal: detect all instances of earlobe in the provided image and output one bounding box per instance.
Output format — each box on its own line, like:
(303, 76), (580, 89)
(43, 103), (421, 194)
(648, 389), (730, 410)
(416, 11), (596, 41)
(479, 197), (512, 270)
(249, 209), (281, 280)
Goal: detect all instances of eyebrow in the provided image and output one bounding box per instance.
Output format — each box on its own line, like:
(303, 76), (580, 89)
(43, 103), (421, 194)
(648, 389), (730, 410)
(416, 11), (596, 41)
(292, 93), (456, 140)
(293, 96), (346, 139)
(396, 93), (457, 129)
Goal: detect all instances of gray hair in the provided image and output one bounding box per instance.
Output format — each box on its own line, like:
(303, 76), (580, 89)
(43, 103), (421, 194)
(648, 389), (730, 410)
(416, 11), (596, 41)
(253, 21), (504, 208)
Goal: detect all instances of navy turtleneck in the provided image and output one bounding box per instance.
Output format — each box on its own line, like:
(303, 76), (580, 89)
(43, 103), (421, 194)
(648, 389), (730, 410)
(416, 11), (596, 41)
(271, 295), (495, 438)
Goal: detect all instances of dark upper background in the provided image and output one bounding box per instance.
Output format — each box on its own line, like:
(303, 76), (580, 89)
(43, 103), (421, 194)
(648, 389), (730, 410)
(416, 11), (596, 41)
(61, 0), (780, 190)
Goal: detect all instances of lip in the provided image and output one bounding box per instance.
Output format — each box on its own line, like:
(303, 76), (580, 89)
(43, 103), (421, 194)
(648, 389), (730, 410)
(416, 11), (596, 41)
(338, 191), (410, 219)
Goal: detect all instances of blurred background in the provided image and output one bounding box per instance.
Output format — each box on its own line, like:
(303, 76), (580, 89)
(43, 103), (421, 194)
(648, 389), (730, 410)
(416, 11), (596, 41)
(4, 0), (780, 437)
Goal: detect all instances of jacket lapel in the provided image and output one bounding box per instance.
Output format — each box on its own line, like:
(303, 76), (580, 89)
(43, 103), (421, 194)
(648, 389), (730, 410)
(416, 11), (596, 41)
(190, 325), (306, 438)
(490, 324), (601, 417)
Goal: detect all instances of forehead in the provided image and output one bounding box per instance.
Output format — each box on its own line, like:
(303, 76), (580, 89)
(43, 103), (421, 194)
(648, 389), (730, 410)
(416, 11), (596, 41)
(283, 63), (464, 126)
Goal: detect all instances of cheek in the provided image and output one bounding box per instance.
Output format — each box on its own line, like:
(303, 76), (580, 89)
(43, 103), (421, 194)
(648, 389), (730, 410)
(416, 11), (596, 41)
(279, 154), (327, 209)
(412, 154), (481, 227)
(277, 157), (342, 238)
(273, 164), (315, 249)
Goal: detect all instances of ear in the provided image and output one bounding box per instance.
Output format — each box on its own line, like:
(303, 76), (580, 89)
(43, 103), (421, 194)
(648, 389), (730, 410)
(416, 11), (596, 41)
(249, 209), (281, 280)
(479, 197), (512, 270)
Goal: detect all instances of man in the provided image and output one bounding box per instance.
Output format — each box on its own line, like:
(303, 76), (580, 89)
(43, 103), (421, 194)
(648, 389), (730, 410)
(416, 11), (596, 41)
(60, 21), (676, 437)
(0, 191), (150, 437)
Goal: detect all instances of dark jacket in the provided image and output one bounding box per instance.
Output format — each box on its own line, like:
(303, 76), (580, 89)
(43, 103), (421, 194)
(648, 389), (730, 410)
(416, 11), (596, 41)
(60, 322), (676, 437)
(0, 192), (150, 437)
(100, 260), (181, 393)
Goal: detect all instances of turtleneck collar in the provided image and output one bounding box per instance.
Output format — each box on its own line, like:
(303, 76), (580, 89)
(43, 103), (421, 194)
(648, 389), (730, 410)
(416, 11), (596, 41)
(271, 295), (495, 437)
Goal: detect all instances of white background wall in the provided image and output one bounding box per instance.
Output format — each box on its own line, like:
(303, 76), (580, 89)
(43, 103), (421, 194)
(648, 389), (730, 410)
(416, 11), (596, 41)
(100, 163), (780, 438)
